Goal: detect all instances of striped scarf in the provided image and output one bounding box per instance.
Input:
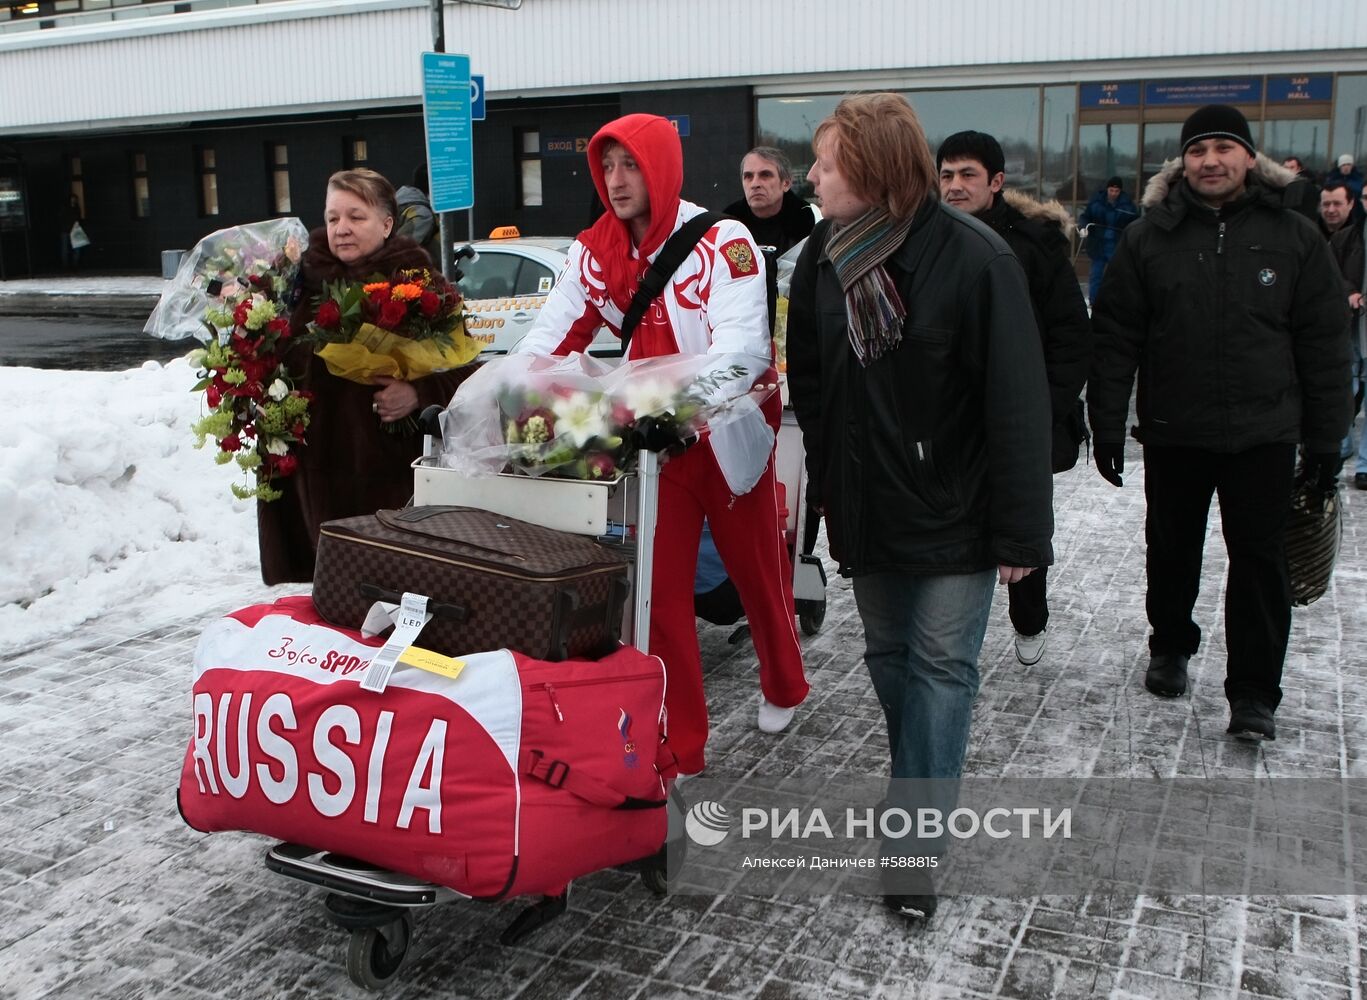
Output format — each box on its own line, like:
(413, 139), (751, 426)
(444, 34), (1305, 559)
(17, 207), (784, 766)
(823, 207), (914, 366)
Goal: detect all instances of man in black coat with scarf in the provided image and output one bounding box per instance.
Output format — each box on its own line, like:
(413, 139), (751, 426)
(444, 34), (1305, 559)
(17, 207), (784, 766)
(1087, 105), (1351, 742)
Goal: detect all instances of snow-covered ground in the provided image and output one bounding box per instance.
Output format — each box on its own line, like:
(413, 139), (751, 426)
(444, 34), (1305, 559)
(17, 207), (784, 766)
(1, 358), (286, 656)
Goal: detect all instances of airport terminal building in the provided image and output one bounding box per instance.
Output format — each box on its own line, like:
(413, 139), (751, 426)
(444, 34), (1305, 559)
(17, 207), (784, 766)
(2, 0), (1367, 274)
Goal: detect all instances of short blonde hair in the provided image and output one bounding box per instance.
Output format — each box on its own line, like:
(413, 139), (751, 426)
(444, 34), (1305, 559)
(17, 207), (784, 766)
(813, 93), (938, 220)
(326, 168), (398, 223)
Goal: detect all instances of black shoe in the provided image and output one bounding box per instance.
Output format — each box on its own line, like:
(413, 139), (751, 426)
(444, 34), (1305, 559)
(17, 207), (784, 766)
(1227, 700), (1276, 741)
(1355, 472), (1367, 491)
(881, 864), (936, 922)
(884, 892), (937, 922)
(1144, 653), (1189, 697)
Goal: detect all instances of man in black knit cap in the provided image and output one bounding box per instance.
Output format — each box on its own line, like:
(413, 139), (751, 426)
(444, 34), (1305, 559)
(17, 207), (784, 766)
(1086, 104), (1351, 741)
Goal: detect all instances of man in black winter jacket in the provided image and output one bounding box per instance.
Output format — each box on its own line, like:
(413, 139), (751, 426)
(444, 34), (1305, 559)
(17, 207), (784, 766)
(937, 130), (1091, 669)
(723, 147), (816, 256)
(1087, 105), (1351, 742)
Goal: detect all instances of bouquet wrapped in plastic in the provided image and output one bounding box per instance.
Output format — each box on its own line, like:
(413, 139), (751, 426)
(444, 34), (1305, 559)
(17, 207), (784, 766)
(144, 219), (312, 501)
(144, 218), (308, 342)
(438, 352), (778, 482)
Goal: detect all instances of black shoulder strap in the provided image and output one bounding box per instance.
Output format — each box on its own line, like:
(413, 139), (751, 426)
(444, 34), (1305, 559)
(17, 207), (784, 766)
(615, 211), (724, 357)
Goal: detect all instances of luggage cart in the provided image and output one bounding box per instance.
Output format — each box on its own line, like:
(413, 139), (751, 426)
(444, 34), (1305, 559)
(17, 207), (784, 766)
(775, 407), (828, 636)
(264, 440), (678, 990)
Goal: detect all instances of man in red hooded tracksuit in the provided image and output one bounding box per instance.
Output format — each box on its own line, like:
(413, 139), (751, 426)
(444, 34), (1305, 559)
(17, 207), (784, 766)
(514, 113), (809, 777)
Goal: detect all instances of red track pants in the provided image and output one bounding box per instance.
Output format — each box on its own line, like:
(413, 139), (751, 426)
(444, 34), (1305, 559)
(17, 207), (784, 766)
(649, 423), (810, 774)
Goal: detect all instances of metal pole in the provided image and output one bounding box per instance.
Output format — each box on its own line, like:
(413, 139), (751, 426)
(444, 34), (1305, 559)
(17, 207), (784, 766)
(430, 0), (454, 279)
(632, 450), (659, 654)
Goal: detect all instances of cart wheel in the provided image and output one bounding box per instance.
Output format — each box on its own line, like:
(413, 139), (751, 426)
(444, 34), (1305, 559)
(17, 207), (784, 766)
(639, 844), (670, 896)
(798, 598), (826, 636)
(345, 911), (413, 991)
(640, 865), (669, 896)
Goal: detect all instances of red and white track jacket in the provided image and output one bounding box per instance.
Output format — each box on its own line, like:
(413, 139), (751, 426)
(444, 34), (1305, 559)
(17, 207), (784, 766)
(515, 200), (776, 495)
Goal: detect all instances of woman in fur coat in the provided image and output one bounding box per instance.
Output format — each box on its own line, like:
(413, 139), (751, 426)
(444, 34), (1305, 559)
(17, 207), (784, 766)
(258, 168), (468, 584)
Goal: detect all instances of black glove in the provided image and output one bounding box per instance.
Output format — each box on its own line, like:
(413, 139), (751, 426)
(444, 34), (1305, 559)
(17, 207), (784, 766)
(1301, 452), (1344, 493)
(630, 416), (697, 455)
(1093, 442), (1124, 488)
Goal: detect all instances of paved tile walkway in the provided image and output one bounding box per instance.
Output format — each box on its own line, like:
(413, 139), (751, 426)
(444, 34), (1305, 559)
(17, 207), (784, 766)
(3, 426), (1367, 999)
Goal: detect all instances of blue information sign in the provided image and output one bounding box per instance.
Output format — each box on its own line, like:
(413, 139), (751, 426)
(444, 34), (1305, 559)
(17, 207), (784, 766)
(421, 52), (473, 213)
(1144, 77), (1262, 106)
(666, 114), (690, 138)
(471, 74), (486, 122)
(1080, 82), (1141, 109)
(1267, 75), (1332, 103)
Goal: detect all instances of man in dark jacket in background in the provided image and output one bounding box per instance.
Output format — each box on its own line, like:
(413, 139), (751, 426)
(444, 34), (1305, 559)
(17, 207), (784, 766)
(1087, 105), (1351, 742)
(936, 130), (1091, 668)
(724, 146), (815, 256)
(788, 94), (1053, 922)
(1318, 180), (1354, 240)
(1282, 155), (1322, 222)
(1330, 194), (1367, 489)
(1078, 175), (1138, 305)
(395, 164), (439, 263)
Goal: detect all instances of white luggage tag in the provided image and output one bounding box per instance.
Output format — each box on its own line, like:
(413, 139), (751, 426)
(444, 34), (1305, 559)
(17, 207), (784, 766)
(360, 592), (433, 694)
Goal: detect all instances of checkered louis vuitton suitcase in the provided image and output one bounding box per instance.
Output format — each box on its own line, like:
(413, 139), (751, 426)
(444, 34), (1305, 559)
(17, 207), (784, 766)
(312, 505), (630, 661)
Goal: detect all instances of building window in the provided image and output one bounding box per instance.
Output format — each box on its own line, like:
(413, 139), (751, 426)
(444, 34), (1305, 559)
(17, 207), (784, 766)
(196, 146), (218, 217)
(516, 129), (542, 208)
(131, 150), (150, 218)
(269, 143), (290, 213)
(68, 153), (84, 217)
(344, 136), (368, 169)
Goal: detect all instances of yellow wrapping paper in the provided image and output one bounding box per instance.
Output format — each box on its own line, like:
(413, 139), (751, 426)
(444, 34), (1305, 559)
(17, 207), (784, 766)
(316, 321), (481, 383)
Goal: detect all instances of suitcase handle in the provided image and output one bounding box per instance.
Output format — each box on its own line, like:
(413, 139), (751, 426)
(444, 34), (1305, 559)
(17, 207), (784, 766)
(357, 583), (469, 624)
(545, 576), (628, 662)
(375, 508), (529, 564)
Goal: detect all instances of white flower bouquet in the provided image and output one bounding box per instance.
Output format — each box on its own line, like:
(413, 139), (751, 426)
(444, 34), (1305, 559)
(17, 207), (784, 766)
(439, 352), (775, 481)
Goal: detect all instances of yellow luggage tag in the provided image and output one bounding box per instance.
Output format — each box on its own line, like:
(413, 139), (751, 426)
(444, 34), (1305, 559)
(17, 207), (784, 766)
(399, 645), (466, 681)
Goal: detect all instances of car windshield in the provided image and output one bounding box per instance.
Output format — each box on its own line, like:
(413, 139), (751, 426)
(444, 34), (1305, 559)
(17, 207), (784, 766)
(458, 249), (555, 299)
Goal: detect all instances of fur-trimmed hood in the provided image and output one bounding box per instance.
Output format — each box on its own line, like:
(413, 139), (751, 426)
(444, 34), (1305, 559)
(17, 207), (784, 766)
(1001, 188), (1077, 238)
(1140, 152), (1297, 209)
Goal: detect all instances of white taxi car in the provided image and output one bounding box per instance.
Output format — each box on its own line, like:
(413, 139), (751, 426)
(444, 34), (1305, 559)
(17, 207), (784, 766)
(455, 227), (618, 356)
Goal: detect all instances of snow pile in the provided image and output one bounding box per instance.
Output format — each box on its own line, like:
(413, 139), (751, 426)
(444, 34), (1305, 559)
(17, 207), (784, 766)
(0, 358), (281, 655)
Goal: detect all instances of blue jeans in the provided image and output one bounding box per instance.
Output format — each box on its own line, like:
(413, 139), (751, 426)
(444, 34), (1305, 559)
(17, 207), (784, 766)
(1343, 325), (1367, 473)
(1087, 257), (1109, 307)
(853, 568), (996, 782)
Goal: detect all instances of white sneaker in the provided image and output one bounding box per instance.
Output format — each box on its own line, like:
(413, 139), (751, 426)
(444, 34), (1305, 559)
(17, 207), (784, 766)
(1014, 629), (1047, 666)
(757, 698), (797, 733)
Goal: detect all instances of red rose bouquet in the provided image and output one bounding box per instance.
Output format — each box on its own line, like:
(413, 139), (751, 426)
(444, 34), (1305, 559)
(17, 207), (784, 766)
(305, 268), (480, 431)
(186, 283), (313, 502)
(152, 218), (311, 502)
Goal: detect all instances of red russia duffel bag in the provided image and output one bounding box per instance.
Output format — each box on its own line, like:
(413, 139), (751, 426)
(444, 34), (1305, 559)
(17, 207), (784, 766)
(178, 596), (672, 899)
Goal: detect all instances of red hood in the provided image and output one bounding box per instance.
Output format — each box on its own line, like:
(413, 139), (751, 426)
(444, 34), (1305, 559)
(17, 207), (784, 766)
(579, 114), (683, 312)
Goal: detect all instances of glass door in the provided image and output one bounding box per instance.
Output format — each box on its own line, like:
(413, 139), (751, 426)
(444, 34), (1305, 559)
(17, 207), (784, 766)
(1078, 123), (1139, 205)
